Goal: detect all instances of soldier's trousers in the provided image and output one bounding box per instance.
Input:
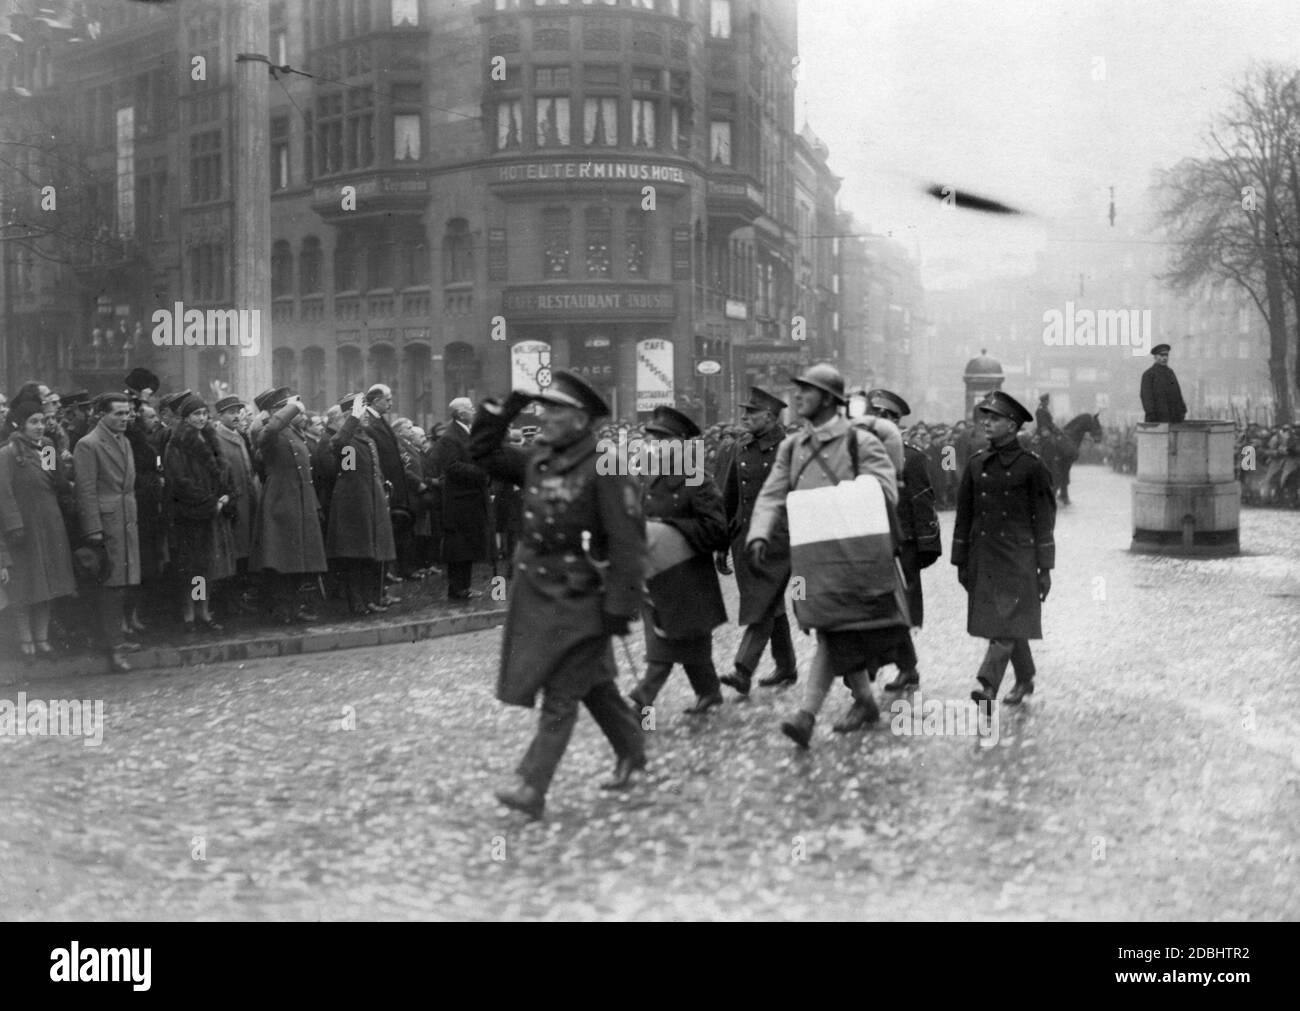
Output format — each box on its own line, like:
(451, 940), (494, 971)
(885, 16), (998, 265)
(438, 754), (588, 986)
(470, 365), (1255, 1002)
(634, 659), (720, 705)
(517, 681), (644, 795)
(804, 633), (874, 716)
(733, 609), (797, 678)
(976, 638), (1036, 695)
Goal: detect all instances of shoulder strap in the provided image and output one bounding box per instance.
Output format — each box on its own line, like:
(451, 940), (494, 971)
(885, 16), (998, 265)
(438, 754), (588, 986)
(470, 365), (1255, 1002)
(791, 438), (833, 489)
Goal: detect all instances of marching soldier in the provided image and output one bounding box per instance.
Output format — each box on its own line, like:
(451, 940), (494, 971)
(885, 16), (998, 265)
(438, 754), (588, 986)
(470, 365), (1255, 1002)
(716, 387), (798, 696)
(469, 372), (646, 820)
(864, 389), (942, 691)
(953, 391), (1056, 707)
(628, 406), (730, 717)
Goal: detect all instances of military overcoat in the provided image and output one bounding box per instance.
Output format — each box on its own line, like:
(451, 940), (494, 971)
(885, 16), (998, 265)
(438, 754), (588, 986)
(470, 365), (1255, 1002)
(720, 425), (790, 625)
(951, 441), (1056, 639)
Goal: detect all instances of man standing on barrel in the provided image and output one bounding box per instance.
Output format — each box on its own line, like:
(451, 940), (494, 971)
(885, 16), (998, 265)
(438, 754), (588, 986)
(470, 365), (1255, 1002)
(954, 391), (1056, 708)
(469, 373), (646, 821)
(1140, 343), (1187, 424)
(716, 387), (798, 696)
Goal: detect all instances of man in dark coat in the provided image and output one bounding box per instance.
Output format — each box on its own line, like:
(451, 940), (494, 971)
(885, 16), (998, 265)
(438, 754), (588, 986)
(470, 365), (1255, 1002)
(628, 406), (730, 717)
(60, 390), (93, 450)
(866, 389), (942, 691)
(716, 387), (797, 696)
(431, 397), (490, 600)
(1140, 344), (1187, 423)
(469, 372), (646, 820)
(953, 391), (1057, 707)
(364, 384), (418, 588)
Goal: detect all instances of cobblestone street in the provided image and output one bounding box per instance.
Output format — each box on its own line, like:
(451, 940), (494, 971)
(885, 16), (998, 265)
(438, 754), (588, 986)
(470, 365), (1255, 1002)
(2, 466), (1297, 921)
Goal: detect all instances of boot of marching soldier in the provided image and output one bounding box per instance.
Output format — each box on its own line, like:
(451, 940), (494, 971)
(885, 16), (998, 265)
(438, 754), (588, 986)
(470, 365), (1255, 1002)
(953, 391), (1056, 710)
(469, 372), (647, 820)
(716, 387), (798, 696)
(630, 406), (730, 719)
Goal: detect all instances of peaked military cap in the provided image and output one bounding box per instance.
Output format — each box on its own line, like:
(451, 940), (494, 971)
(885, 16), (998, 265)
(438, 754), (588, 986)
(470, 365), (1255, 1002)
(214, 395), (245, 414)
(740, 386), (787, 415)
(1150, 343), (1171, 356)
(60, 388), (91, 407)
(976, 390), (1034, 426)
(866, 388), (911, 418)
(254, 386), (293, 412)
(644, 405), (701, 439)
(530, 371), (609, 418)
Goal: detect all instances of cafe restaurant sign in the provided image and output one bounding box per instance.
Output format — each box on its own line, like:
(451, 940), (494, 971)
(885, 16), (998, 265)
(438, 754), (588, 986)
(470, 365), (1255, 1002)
(502, 285), (677, 321)
(492, 159), (691, 186)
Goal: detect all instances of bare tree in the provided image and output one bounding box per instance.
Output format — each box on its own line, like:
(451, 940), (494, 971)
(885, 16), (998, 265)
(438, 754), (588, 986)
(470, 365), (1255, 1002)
(1157, 63), (1300, 425)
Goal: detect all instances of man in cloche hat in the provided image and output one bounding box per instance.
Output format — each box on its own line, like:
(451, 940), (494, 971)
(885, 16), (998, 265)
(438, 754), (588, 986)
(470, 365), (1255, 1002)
(716, 387), (798, 696)
(468, 372), (647, 820)
(953, 391), (1057, 708)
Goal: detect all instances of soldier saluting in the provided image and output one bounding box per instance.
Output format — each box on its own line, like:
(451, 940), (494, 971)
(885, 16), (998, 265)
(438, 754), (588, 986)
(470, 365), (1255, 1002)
(469, 373), (647, 820)
(716, 387), (798, 695)
(953, 391), (1056, 707)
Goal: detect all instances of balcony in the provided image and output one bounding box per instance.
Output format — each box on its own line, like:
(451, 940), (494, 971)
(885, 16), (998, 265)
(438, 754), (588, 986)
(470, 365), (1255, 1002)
(706, 173), (764, 227)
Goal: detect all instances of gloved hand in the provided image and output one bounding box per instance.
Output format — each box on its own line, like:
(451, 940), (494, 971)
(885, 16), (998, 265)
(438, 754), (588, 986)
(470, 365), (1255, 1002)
(1037, 569), (1051, 602)
(602, 612), (631, 638)
(350, 394), (367, 421)
(714, 550), (732, 575)
(747, 539), (768, 569)
(470, 391), (532, 451)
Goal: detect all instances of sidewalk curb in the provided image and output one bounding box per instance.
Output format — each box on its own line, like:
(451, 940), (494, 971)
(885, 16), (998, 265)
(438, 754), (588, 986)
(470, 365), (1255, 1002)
(1, 607), (509, 684)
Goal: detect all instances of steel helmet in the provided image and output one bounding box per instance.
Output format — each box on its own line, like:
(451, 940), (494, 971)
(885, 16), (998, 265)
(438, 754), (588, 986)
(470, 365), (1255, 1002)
(792, 362), (847, 404)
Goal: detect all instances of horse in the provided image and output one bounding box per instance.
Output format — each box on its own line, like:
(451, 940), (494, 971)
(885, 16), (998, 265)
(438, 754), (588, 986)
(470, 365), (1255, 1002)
(1022, 413), (1103, 505)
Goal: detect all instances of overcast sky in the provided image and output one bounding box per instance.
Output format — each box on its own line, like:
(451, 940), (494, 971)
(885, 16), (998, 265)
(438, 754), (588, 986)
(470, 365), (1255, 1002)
(798, 0), (1300, 288)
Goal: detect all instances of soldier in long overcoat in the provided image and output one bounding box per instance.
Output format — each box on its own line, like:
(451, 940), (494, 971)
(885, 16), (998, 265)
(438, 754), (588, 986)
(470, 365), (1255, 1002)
(249, 388), (327, 624)
(1140, 344), (1188, 423)
(73, 393), (141, 672)
(953, 391), (1057, 706)
(715, 387), (797, 695)
(326, 394), (397, 614)
(468, 372), (646, 820)
(864, 390), (943, 691)
(628, 406), (730, 718)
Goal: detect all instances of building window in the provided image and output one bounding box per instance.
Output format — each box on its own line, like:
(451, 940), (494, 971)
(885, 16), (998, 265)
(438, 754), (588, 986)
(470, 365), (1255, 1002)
(335, 232), (359, 292)
(670, 103), (688, 152)
(301, 237), (323, 293)
(116, 107), (135, 238)
(626, 209), (647, 277)
(543, 208), (571, 278)
(585, 207), (611, 279)
(710, 120), (731, 165)
(394, 113), (421, 160)
(443, 218), (474, 284)
(710, 0), (731, 38)
(316, 94), (344, 174)
(495, 0), (521, 9)
(189, 129), (222, 203)
(583, 97), (618, 146)
(271, 116), (290, 190)
(271, 240), (293, 297)
(496, 99), (522, 150)
(395, 227), (429, 289)
(368, 234), (393, 290)
(535, 66), (571, 88)
(536, 96), (571, 147)
(190, 243), (226, 302)
(631, 97), (656, 148)
(346, 91), (375, 169)
(392, 0), (419, 26)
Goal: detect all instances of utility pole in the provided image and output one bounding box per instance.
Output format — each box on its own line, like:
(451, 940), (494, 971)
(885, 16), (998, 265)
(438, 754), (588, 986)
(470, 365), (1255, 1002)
(230, 0), (271, 397)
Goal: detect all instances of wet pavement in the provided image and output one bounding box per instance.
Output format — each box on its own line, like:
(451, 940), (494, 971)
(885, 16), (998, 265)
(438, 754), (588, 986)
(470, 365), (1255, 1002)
(1, 465), (1297, 920)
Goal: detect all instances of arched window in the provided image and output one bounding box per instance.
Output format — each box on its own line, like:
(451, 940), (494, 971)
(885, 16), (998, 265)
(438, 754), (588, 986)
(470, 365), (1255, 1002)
(300, 236), (323, 293)
(585, 206), (611, 278)
(271, 240), (293, 297)
(443, 218), (474, 284)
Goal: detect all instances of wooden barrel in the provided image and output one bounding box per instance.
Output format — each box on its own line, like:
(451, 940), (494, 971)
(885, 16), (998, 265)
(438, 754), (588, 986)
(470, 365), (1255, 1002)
(1130, 422), (1240, 556)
